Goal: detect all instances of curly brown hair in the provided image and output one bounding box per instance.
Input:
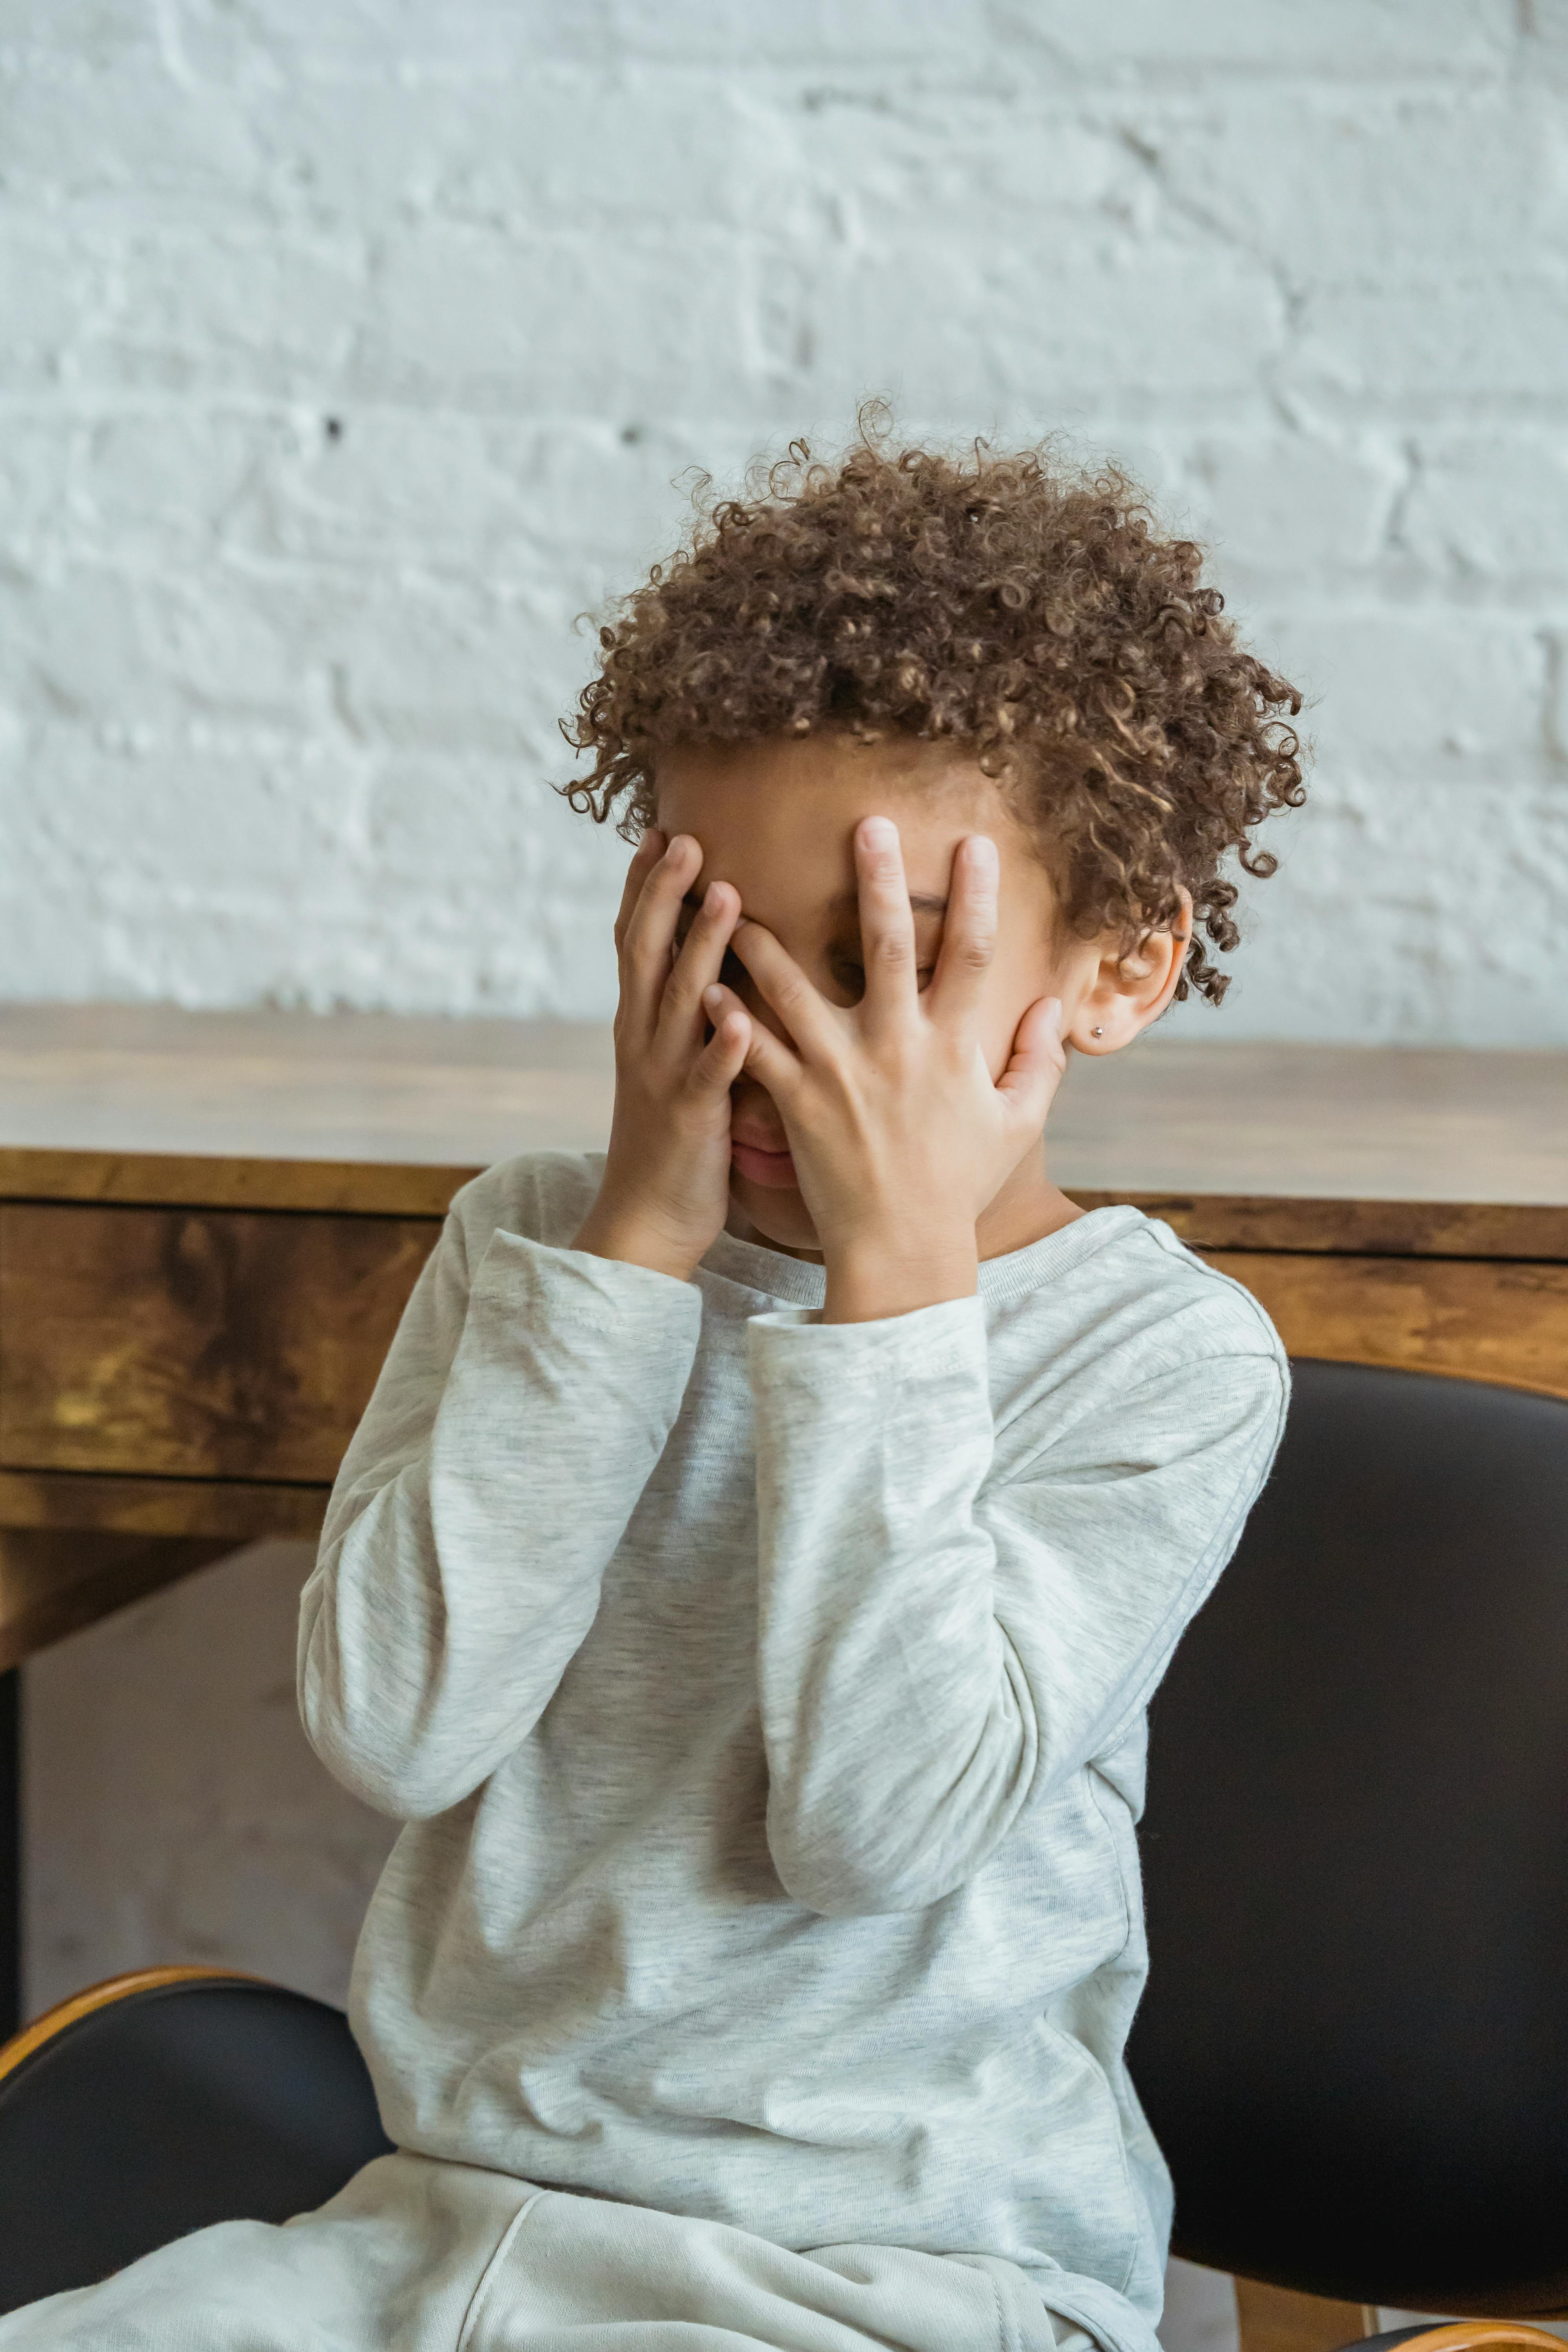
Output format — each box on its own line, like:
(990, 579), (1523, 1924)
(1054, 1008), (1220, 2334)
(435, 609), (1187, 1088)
(560, 417), (1307, 1005)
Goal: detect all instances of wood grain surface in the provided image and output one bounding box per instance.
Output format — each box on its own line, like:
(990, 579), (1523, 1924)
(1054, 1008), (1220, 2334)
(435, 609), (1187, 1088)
(1072, 1192), (1568, 1263)
(0, 1468), (328, 1541)
(0, 1005), (1562, 1668)
(1205, 1250), (1568, 1400)
(0, 1147), (475, 1219)
(0, 1004), (1563, 1211)
(1232, 2279), (1376, 2352)
(0, 1529), (241, 1673)
(1, 1155), (1562, 1262)
(0, 1204), (439, 1482)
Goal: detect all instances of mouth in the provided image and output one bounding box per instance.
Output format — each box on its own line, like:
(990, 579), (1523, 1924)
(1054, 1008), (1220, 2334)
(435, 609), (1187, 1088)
(730, 1138), (798, 1190)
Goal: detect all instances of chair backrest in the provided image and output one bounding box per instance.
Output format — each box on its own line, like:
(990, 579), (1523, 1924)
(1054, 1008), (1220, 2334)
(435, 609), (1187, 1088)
(0, 1969), (392, 2312)
(1127, 1360), (1568, 2319)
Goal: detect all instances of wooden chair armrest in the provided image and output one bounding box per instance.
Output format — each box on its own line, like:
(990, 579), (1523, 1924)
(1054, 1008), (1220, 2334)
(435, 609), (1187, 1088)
(0, 1965), (265, 2087)
(1235, 2279), (1567, 2352)
(1356, 2329), (1568, 2352)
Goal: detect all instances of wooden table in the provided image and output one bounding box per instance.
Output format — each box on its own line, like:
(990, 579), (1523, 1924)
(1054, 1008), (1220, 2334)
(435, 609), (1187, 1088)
(2, 1004), (1564, 2034)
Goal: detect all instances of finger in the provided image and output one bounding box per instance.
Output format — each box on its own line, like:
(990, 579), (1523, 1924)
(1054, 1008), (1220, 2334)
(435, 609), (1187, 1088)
(927, 834), (998, 1030)
(613, 829), (666, 955)
(657, 879), (742, 1052)
(854, 815), (918, 1034)
(727, 918), (840, 1060)
(995, 996), (1067, 1133)
(621, 832), (701, 997)
(684, 1002), (751, 1099)
(702, 982), (802, 1103)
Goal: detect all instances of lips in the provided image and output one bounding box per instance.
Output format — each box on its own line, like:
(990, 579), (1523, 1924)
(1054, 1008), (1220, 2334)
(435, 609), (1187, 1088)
(730, 1137), (798, 1190)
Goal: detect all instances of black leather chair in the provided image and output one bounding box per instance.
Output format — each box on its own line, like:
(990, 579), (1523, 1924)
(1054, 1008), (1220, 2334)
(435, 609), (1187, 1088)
(0, 1965), (391, 2312)
(1, 1361), (1564, 2352)
(1129, 1360), (1568, 2352)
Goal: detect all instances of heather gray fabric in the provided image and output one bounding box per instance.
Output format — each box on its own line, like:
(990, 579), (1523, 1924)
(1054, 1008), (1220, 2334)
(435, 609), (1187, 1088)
(294, 1150), (1287, 2352)
(0, 2150), (1081, 2352)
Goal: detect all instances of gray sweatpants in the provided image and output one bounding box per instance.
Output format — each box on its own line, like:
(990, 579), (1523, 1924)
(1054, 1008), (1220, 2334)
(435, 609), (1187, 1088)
(0, 2152), (1084, 2352)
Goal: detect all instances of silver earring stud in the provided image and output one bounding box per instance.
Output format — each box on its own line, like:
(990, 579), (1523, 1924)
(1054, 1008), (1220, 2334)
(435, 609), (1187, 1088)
(1091, 1025), (1103, 1038)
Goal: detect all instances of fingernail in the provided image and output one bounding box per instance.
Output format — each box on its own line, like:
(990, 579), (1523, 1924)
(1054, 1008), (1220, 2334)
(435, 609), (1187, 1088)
(969, 834), (998, 870)
(862, 816), (897, 847)
(703, 881), (723, 914)
(702, 984), (724, 1009)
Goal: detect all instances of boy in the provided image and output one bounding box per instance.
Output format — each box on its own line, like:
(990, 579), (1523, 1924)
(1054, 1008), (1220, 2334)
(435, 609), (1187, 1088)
(2, 428), (1304, 2350)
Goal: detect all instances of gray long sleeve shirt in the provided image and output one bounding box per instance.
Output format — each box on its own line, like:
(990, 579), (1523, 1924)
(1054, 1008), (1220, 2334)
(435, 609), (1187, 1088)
(298, 1151), (1287, 2352)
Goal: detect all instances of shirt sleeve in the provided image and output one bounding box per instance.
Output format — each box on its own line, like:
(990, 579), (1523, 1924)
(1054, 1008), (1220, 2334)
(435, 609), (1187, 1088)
(298, 1209), (702, 1820)
(748, 1291), (1287, 1918)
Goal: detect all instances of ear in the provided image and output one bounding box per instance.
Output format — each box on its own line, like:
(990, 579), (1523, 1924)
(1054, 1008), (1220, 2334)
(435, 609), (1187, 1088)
(1066, 889), (1192, 1056)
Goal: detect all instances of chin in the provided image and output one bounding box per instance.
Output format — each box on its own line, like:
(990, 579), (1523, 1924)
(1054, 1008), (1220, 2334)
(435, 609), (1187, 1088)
(728, 1177), (822, 1256)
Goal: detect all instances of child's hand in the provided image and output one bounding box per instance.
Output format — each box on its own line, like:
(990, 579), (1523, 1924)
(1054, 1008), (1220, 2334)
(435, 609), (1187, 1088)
(707, 817), (1065, 1323)
(572, 831), (752, 1282)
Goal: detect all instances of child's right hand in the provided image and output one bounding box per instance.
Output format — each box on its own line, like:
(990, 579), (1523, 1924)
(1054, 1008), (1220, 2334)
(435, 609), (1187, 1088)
(572, 831), (752, 1283)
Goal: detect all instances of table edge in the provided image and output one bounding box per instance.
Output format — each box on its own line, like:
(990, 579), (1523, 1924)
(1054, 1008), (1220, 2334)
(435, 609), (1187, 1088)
(0, 1147), (1564, 1258)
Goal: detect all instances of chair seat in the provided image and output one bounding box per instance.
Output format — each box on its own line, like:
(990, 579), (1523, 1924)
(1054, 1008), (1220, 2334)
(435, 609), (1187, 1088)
(0, 1971), (392, 2313)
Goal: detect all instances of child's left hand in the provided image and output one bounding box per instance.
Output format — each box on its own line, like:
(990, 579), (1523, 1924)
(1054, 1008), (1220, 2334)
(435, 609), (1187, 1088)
(704, 816), (1066, 1324)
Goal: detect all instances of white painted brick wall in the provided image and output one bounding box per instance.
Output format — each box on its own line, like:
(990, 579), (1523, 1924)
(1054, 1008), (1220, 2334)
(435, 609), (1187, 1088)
(0, 0), (1564, 1039)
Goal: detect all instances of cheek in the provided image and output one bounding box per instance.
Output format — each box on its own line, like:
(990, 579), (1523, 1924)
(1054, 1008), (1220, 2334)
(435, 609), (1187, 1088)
(978, 1004), (1027, 1080)
(982, 908), (1067, 1068)
(973, 947), (1054, 1076)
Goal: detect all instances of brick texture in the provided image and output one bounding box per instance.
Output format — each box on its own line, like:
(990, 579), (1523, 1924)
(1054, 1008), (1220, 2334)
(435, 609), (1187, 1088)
(0, 0), (1563, 1041)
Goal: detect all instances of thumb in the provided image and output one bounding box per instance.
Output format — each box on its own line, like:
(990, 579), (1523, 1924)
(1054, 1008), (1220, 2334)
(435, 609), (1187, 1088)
(995, 996), (1067, 1131)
